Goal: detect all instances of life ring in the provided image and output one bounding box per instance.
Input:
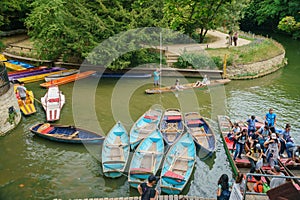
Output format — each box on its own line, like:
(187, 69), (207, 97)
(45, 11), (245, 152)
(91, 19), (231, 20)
(37, 123), (50, 132)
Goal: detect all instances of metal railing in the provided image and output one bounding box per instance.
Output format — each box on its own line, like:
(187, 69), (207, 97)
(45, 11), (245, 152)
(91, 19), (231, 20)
(0, 64), (10, 96)
(243, 173), (300, 200)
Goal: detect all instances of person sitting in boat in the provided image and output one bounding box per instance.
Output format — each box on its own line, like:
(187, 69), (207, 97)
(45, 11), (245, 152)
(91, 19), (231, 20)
(171, 79), (184, 90)
(246, 115), (259, 137)
(194, 74), (210, 87)
(279, 123), (292, 157)
(252, 175), (264, 193)
(16, 82), (27, 105)
(264, 133), (280, 169)
(246, 143), (265, 175)
(285, 144), (300, 165)
(269, 165), (286, 189)
(256, 123), (271, 152)
(138, 174), (159, 200)
(227, 122), (241, 152)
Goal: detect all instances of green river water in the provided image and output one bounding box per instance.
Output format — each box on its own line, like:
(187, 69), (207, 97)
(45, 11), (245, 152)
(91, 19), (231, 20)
(0, 33), (299, 199)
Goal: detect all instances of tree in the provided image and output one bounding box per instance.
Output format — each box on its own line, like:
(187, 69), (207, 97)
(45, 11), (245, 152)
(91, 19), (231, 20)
(278, 16), (300, 39)
(163, 0), (248, 43)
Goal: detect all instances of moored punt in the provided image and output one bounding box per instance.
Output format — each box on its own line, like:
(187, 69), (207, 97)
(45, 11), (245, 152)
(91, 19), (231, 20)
(41, 85), (65, 121)
(129, 108), (163, 150)
(9, 67), (64, 81)
(95, 72), (152, 78)
(40, 70), (97, 88)
(13, 84), (36, 115)
(184, 112), (216, 156)
(160, 108), (184, 145)
(102, 121), (129, 178)
(145, 79), (231, 94)
(160, 132), (196, 195)
(30, 123), (105, 144)
(7, 60), (35, 69)
(44, 69), (79, 82)
(128, 129), (164, 188)
(4, 61), (26, 71)
(8, 66), (48, 76)
(0, 54), (7, 61)
(17, 69), (71, 83)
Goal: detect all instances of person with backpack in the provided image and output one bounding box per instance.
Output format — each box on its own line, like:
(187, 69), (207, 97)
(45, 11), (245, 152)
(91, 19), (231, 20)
(264, 133), (281, 169)
(138, 175), (159, 200)
(217, 174), (232, 200)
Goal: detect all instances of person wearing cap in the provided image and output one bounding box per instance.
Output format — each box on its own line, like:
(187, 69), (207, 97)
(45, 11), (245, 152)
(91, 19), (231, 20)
(138, 175), (159, 200)
(246, 143), (265, 174)
(269, 165), (286, 189)
(264, 133), (281, 168)
(264, 108), (276, 133)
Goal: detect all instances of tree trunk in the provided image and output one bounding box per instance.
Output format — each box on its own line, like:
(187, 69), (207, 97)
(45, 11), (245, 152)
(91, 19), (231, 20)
(199, 28), (208, 43)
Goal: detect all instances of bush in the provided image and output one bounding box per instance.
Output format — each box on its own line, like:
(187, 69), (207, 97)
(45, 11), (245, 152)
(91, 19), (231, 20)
(174, 52), (220, 69)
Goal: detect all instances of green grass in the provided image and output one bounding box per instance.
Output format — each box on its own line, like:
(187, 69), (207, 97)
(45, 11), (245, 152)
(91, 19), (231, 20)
(206, 37), (285, 65)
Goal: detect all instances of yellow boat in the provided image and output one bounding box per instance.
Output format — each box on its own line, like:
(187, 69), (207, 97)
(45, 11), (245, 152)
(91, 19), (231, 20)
(17, 69), (71, 83)
(4, 62), (26, 71)
(14, 84), (36, 115)
(0, 54), (7, 62)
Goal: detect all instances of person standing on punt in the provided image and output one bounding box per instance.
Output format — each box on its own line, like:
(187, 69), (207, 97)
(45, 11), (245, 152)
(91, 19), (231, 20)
(265, 108), (277, 133)
(16, 82), (27, 105)
(138, 175), (159, 200)
(153, 68), (160, 87)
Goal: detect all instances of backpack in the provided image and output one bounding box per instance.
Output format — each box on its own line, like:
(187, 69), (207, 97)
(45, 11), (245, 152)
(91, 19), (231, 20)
(219, 189), (231, 200)
(255, 182), (270, 193)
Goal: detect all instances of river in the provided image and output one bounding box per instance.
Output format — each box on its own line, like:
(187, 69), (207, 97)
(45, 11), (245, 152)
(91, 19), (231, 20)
(0, 33), (299, 199)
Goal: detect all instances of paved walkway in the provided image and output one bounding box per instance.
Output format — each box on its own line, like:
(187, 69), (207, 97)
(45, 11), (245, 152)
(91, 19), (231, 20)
(164, 30), (251, 55)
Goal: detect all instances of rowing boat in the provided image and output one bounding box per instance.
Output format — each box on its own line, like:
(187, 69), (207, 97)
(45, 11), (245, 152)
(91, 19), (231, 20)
(4, 61), (26, 71)
(102, 121), (129, 178)
(41, 85), (65, 121)
(129, 108), (163, 150)
(9, 67), (64, 81)
(160, 132), (196, 195)
(160, 108), (184, 145)
(0, 54), (7, 61)
(40, 70), (96, 88)
(8, 66), (48, 76)
(184, 112), (216, 156)
(145, 79), (231, 94)
(7, 60), (35, 69)
(17, 69), (71, 83)
(44, 69), (79, 82)
(30, 123), (104, 144)
(14, 84), (36, 115)
(128, 129), (164, 188)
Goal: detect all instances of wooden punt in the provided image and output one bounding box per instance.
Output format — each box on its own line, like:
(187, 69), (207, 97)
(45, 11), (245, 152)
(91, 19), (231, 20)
(128, 129), (164, 189)
(184, 112), (216, 156)
(160, 132), (196, 195)
(44, 69), (79, 82)
(145, 79), (231, 94)
(30, 123), (104, 144)
(17, 69), (71, 83)
(8, 66), (48, 76)
(102, 121), (129, 178)
(160, 108), (184, 145)
(4, 62), (26, 71)
(129, 108), (163, 150)
(40, 70), (96, 88)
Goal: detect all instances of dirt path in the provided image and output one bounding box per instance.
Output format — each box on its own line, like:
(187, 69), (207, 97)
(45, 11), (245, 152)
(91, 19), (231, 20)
(164, 30), (251, 55)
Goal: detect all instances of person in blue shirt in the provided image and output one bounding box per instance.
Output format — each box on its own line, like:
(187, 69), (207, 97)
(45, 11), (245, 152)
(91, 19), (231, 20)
(264, 108), (276, 133)
(247, 115), (259, 137)
(153, 69), (160, 87)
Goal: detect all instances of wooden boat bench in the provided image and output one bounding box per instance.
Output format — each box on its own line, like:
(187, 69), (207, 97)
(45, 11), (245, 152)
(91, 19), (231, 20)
(138, 150), (162, 155)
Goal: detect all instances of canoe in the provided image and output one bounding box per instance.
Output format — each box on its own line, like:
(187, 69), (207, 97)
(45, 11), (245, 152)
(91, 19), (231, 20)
(30, 123), (105, 144)
(128, 129), (164, 188)
(7, 60), (35, 69)
(0, 54), (7, 61)
(44, 69), (79, 82)
(129, 108), (163, 150)
(8, 66), (48, 76)
(102, 121), (129, 178)
(145, 79), (231, 94)
(40, 70), (96, 88)
(4, 62), (26, 71)
(184, 112), (216, 156)
(41, 85), (65, 121)
(160, 132), (196, 195)
(17, 69), (71, 83)
(160, 108), (184, 145)
(9, 67), (64, 81)
(14, 84), (36, 115)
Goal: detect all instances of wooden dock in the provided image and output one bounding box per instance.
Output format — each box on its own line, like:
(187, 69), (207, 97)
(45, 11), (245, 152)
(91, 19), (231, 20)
(54, 195), (215, 200)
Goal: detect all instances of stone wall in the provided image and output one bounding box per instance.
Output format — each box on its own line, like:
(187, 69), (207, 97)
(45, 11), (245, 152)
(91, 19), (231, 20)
(0, 84), (21, 136)
(226, 52), (286, 80)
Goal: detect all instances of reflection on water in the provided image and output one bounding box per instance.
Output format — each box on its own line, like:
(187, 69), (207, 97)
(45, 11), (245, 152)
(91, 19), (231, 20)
(1, 34), (300, 199)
